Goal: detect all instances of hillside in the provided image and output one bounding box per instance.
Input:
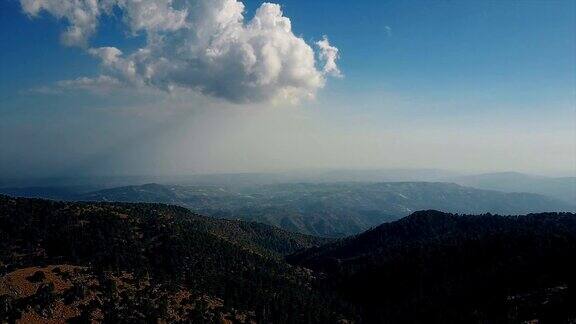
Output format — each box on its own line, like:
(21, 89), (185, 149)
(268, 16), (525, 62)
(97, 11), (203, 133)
(0, 195), (347, 323)
(288, 211), (576, 323)
(76, 182), (574, 237)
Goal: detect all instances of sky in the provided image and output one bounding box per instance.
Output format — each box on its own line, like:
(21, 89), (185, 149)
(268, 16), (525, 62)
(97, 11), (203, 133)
(0, 0), (575, 178)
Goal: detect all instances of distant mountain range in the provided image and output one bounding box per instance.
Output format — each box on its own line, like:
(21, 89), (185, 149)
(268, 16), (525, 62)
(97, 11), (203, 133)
(69, 181), (573, 237)
(2, 169), (573, 201)
(0, 168), (462, 189)
(1, 170), (574, 237)
(1, 181), (573, 237)
(2, 195), (575, 323)
(450, 172), (575, 203)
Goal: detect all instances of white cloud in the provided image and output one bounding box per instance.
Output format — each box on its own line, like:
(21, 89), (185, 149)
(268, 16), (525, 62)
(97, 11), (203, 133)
(21, 0), (342, 104)
(20, 0), (104, 47)
(316, 36), (342, 78)
(56, 75), (123, 92)
(118, 0), (188, 33)
(25, 75), (123, 94)
(20, 0), (187, 46)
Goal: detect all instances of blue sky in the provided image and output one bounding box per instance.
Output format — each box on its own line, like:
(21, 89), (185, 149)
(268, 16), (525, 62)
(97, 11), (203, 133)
(1, 0), (575, 177)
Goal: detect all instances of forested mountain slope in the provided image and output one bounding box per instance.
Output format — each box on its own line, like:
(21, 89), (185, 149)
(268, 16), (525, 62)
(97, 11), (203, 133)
(288, 210), (576, 323)
(0, 195), (346, 323)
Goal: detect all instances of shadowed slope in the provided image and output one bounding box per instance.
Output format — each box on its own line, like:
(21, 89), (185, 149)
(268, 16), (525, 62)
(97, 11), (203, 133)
(288, 210), (576, 323)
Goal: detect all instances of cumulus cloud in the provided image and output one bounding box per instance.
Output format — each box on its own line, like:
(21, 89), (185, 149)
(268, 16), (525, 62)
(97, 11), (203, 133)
(119, 0), (188, 33)
(21, 0), (341, 103)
